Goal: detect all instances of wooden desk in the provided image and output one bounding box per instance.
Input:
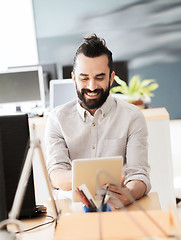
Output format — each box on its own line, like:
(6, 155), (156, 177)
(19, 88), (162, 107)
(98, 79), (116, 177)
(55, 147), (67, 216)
(17, 192), (160, 240)
(53, 192), (161, 215)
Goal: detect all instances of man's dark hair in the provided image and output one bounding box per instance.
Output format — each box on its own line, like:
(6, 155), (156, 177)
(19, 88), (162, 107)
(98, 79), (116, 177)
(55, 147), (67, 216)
(73, 34), (113, 76)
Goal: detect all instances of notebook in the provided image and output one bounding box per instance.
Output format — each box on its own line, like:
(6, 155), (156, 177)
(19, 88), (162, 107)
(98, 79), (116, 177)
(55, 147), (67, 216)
(72, 156), (123, 202)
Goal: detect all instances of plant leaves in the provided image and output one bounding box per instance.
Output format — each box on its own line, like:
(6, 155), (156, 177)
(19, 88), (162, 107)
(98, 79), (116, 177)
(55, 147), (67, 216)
(128, 75), (141, 96)
(146, 83), (159, 91)
(114, 76), (127, 88)
(140, 83), (159, 95)
(140, 79), (156, 88)
(111, 74), (159, 99)
(110, 86), (122, 94)
(112, 75), (129, 94)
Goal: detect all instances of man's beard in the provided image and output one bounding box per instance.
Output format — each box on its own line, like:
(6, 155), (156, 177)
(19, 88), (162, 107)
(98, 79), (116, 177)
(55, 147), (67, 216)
(76, 83), (111, 110)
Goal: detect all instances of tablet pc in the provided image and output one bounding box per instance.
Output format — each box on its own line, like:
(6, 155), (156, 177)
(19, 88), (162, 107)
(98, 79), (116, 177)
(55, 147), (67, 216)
(72, 156), (123, 202)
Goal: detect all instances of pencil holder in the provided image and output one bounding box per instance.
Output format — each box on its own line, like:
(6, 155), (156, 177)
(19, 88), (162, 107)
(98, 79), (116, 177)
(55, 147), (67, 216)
(84, 202), (112, 213)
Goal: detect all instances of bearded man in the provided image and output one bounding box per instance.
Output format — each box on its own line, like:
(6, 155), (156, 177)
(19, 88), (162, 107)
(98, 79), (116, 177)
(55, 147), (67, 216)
(45, 34), (151, 208)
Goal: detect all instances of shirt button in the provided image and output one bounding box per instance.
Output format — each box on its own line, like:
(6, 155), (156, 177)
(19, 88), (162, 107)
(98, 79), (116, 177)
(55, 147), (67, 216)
(92, 146), (95, 150)
(92, 122), (95, 126)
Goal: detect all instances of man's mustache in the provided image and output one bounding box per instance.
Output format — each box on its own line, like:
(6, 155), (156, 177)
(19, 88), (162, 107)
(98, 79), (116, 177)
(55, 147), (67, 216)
(81, 89), (103, 94)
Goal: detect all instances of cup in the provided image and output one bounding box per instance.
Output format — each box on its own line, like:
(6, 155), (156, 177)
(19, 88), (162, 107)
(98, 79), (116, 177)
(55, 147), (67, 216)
(84, 202), (112, 213)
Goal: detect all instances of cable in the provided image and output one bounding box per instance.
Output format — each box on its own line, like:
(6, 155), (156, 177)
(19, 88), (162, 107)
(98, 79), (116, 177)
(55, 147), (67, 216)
(15, 215), (56, 234)
(0, 218), (23, 232)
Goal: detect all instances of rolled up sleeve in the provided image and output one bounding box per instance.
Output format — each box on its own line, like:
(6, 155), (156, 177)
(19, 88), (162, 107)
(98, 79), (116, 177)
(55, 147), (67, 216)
(123, 109), (151, 194)
(45, 112), (72, 175)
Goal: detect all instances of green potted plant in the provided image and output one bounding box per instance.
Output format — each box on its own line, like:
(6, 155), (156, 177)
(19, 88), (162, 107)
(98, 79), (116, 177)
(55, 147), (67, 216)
(110, 75), (159, 108)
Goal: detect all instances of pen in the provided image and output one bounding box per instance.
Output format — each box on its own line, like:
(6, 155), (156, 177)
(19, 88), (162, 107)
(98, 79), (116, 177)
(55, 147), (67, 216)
(101, 184), (109, 210)
(104, 192), (110, 204)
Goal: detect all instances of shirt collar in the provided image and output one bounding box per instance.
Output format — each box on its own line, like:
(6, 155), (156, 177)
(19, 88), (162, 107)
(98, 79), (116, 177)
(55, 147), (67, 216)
(99, 94), (114, 118)
(77, 94), (115, 121)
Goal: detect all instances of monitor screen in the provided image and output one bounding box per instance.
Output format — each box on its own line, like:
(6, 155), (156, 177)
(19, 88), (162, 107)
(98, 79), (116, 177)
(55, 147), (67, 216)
(62, 65), (73, 79)
(0, 145), (7, 221)
(8, 63), (58, 107)
(0, 114), (36, 221)
(112, 61), (128, 83)
(0, 66), (45, 111)
(50, 79), (77, 109)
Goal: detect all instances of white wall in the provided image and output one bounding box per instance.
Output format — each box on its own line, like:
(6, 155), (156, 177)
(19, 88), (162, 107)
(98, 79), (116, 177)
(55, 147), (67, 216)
(0, 0), (38, 70)
(147, 118), (176, 209)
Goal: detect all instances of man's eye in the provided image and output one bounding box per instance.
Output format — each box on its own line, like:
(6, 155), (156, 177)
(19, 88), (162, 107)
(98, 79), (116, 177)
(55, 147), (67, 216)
(96, 77), (104, 81)
(81, 77), (89, 81)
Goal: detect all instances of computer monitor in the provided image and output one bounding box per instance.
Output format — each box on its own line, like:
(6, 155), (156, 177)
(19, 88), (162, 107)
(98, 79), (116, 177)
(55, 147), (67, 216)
(62, 65), (73, 79)
(112, 61), (128, 83)
(40, 63), (58, 85)
(0, 114), (37, 221)
(0, 66), (45, 113)
(9, 63), (58, 84)
(50, 79), (77, 109)
(8, 63), (58, 107)
(40, 63), (58, 106)
(0, 147), (7, 222)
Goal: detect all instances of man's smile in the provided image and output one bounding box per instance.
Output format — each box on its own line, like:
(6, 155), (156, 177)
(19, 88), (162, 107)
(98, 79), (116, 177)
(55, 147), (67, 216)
(81, 88), (102, 100)
(85, 91), (101, 99)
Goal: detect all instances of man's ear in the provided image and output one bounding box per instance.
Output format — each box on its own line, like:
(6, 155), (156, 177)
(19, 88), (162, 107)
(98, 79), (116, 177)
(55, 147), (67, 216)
(110, 71), (115, 87)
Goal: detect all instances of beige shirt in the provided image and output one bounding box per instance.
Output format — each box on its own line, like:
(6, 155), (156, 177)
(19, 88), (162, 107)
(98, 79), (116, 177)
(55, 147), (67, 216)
(45, 95), (151, 193)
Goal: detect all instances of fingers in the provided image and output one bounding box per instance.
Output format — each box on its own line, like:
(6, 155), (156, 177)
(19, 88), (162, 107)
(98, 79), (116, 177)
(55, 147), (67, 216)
(103, 180), (125, 194)
(100, 182), (132, 209)
(107, 184), (123, 195)
(108, 197), (124, 210)
(121, 176), (126, 187)
(95, 186), (110, 201)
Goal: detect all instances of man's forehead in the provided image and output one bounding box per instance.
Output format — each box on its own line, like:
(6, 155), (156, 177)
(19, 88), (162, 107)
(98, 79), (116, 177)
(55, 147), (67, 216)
(75, 54), (109, 73)
(75, 53), (108, 64)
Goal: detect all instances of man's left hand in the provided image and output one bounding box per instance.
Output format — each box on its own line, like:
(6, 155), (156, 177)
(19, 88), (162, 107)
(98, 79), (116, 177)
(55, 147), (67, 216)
(103, 178), (147, 210)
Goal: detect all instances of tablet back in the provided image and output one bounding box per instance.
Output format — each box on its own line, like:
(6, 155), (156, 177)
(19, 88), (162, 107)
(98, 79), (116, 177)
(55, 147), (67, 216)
(72, 156), (123, 202)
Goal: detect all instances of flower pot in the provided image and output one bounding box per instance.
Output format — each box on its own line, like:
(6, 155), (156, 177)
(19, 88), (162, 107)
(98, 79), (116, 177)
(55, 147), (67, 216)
(128, 99), (144, 109)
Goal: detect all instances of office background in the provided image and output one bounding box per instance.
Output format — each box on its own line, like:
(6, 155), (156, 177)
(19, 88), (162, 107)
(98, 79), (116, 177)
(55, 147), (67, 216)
(32, 0), (181, 119)
(0, 0), (181, 214)
(0, 0), (181, 119)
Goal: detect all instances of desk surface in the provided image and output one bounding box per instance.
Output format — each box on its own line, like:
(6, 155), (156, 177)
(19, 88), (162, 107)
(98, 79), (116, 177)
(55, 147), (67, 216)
(16, 192), (160, 240)
(142, 107), (169, 121)
(54, 192), (161, 215)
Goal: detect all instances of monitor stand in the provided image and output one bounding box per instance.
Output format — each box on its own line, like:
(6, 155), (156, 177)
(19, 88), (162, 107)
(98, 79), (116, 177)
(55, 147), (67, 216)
(15, 105), (35, 118)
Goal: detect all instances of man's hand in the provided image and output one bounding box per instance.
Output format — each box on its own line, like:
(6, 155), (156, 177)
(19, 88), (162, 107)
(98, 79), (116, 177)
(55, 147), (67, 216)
(50, 168), (72, 190)
(104, 178), (147, 210)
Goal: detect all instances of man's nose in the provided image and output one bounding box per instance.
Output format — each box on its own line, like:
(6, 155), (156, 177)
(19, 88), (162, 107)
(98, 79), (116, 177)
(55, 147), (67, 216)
(87, 79), (97, 91)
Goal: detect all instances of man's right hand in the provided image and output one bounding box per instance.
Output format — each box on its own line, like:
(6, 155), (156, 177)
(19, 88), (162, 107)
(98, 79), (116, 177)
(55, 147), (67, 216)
(50, 168), (72, 190)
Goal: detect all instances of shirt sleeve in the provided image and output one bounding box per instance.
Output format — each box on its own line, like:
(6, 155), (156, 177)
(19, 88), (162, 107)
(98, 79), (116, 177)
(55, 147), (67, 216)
(123, 108), (151, 194)
(44, 111), (72, 174)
